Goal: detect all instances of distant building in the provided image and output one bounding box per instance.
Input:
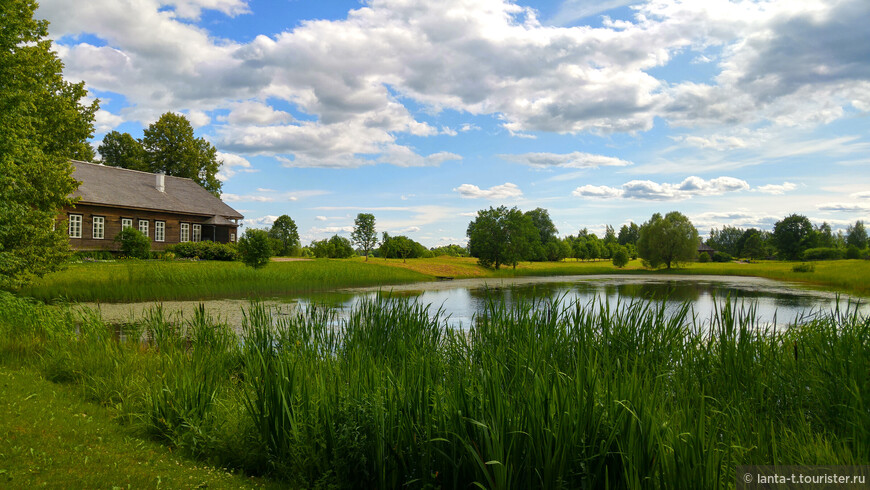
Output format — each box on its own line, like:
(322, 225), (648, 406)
(60, 161), (243, 251)
(698, 242), (716, 259)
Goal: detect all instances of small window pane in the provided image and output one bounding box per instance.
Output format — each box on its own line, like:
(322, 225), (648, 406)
(69, 214), (82, 238)
(155, 221), (165, 242)
(192, 224), (201, 242)
(93, 216), (104, 239)
(122, 218), (132, 229)
(180, 223), (189, 242)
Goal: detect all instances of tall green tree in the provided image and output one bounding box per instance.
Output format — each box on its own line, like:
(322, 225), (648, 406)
(268, 215), (299, 256)
(637, 212), (699, 269)
(98, 130), (147, 170)
(466, 206), (537, 269)
(142, 112), (222, 196)
(846, 220), (867, 250)
(351, 213), (377, 260)
(617, 222), (640, 246)
(772, 214), (814, 260)
(0, 0), (98, 289)
(706, 225), (744, 256)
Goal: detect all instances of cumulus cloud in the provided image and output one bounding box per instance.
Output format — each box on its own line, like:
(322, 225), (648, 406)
(220, 100), (294, 125)
(756, 182), (797, 195)
(244, 215), (278, 228)
(573, 176), (749, 201)
(851, 191), (870, 199)
(454, 183), (523, 200)
(215, 151), (255, 181)
(500, 151), (632, 169)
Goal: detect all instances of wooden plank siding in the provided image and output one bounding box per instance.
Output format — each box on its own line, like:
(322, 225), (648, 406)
(61, 203), (238, 251)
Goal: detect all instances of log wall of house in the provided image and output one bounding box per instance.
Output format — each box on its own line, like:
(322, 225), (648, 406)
(60, 204), (238, 251)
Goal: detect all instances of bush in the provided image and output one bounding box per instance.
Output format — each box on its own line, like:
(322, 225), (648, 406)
(167, 241), (238, 261)
(792, 263), (815, 273)
(845, 246), (861, 260)
(712, 251), (732, 263)
(612, 246), (629, 268)
(311, 235), (355, 259)
(801, 247), (845, 261)
(237, 229), (273, 268)
(114, 228), (150, 259)
(698, 252), (710, 263)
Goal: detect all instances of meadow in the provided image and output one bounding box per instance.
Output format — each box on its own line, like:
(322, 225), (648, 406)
(0, 290), (867, 488)
(20, 256), (870, 304)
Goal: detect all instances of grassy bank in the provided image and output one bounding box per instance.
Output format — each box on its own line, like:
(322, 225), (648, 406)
(18, 256), (870, 304)
(1, 291), (866, 488)
(20, 259), (430, 303)
(0, 367), (276, 488)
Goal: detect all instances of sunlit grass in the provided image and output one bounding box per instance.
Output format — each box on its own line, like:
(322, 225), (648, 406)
(21, 259), (430, 303)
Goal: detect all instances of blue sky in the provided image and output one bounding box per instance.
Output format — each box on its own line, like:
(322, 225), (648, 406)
(39, 0), (870, 246)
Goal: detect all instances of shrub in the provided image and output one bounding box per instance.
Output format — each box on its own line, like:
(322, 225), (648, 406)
(612, 246), (630, 268)
(845, 245), (861, 260)
(712, 251), (732, 262)
(792, 263), (815, 273)
(801, 247), (845, 261)
(698, 252), (710, 263)
(167, 241), (238, 261)
(237, 229), (272, 268)
(114, 228), (150, 259)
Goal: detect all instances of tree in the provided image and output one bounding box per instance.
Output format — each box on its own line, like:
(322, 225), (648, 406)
(637, 212), (699, 269)
(524, 207), (557, 260)
(0, 0), (98, 290)
(846, 220), (868, 250)
(617, 223), (640, 246)
(98, 131), (147, 170)
(612, 246), (630, 268)
(466, 206), (538, 269)
(327, 235), (355, 258)
(268, 215), (299, 256)
(142, 112), (222, 196)
(772, 214), (813, 260)
(740, 230), (766, 262)
(237, 229), (272, 268)
(351, 213), (377, 260)
(706, 226), (744, 256)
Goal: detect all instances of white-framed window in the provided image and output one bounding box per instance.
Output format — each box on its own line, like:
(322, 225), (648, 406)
(192, 224), (201, 242)
(180, 223), (189, 242)
(69, 214), (82, 238)
(230, 232), (236, 243)
(92, 216), (105, 239)
(155, 221), (165, 242)
(121, 218), (133, 229)
(139, 219), (149, 238)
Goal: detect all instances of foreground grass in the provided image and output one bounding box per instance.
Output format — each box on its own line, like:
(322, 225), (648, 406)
(1, 291), (867, 488)
(20, 259), (430, 303)
(0, 367), (274, 488)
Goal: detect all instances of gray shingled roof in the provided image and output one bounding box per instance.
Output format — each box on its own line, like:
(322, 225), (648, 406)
(70, 161), (243, 219)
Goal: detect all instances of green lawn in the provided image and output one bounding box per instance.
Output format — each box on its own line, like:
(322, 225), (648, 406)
(0, 367), (279, 489)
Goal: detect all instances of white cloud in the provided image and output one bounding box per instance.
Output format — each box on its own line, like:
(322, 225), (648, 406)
(244, 215), (278, 228)
(315, 216), (328, 221)
(817, 202), (870, 212)
(454, 183), (523, 200)
(756, 182), (797, 195)
(215, 151), (254, 181)
(163, 0), (250, 20)
(573, 176), (750, 201)
(850, 191), (870, 199)
(500, 151), (632, 169)
(93, 109), (125, 134)
(221, 100), (294, 125)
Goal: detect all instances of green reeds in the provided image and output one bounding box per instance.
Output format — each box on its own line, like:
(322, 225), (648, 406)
(0, 290), (866, 488)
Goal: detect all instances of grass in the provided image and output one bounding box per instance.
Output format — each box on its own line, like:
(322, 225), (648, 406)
(0, 367), (277, 488)
(1, 290), (867, 488)
(19, 256), (870, 303)
(19, 259), (430, 303)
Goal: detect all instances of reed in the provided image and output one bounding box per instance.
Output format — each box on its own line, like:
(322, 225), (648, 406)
(0, 290), (866, 488)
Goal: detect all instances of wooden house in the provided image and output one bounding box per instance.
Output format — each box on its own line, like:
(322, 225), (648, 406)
(697, 242), (716, 259)
(61, 161), (243, 251)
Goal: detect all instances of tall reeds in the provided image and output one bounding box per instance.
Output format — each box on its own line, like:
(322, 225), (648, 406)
(0, 290), (866, 488)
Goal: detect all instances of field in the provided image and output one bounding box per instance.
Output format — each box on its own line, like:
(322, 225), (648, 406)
(0, 291), (866, 488)
(20, 256), (870, 303)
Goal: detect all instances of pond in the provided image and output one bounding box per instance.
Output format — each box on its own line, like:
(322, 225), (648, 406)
(79, 275), (867, 329)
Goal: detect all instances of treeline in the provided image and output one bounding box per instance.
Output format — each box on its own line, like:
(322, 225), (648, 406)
(708, 215), (868, 261)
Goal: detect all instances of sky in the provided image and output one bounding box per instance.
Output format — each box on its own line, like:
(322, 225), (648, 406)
(37, 0), (870, 247)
